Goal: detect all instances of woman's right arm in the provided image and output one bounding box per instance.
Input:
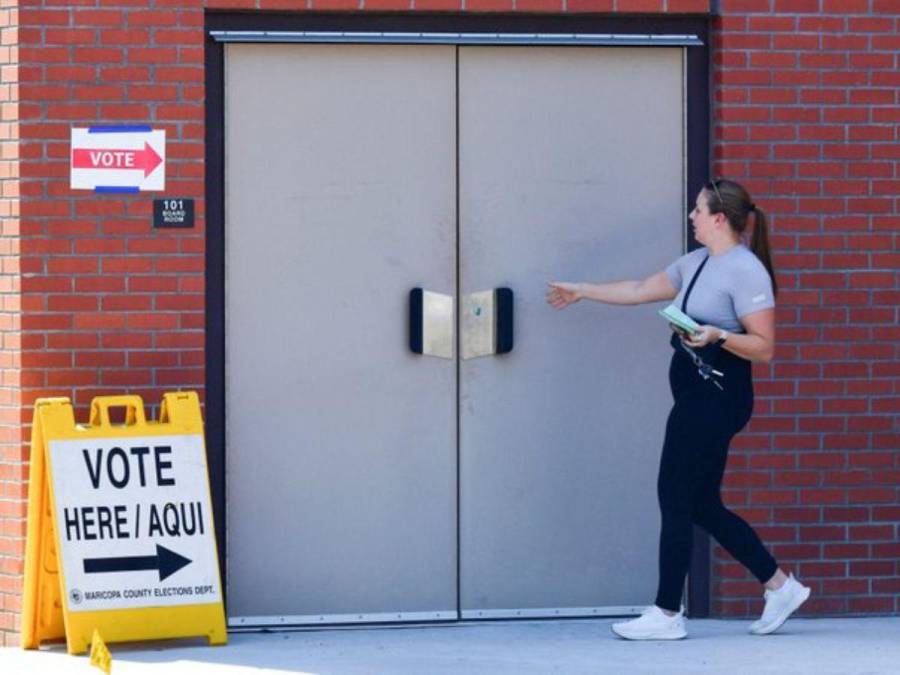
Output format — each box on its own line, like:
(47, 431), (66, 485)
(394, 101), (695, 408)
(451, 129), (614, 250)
(547, 270), (678, 308)
(579, 271), (678, 305)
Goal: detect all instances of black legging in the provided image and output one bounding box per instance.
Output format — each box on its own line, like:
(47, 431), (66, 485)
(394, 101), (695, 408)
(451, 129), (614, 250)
(654, 339), (779, 612)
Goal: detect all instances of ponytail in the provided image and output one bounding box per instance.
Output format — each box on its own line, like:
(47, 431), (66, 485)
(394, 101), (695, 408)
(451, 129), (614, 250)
(705, 178), (778, 297)
(749, 206), (778, 297)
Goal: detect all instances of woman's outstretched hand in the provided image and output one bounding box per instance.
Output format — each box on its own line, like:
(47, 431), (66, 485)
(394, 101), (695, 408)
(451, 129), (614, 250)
(546, 282), (582, 309)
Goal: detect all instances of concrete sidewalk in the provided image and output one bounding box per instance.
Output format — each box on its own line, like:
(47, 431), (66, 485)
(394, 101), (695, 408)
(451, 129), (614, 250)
(3, 617), (899, 674)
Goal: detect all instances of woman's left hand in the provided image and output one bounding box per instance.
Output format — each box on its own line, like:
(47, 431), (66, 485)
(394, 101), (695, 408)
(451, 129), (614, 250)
(682, 324), (721, 349)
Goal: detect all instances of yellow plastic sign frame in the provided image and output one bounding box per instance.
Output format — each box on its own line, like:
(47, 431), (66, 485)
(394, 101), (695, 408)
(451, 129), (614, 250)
(21, 392), (227, 654)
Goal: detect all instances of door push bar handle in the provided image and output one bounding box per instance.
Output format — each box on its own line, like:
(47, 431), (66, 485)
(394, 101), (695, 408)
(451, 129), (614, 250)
(461, 287), (514, 360)
(411, 287), (513, 360)
(495, 287), (514, 355)
(409, 288), (454, 359)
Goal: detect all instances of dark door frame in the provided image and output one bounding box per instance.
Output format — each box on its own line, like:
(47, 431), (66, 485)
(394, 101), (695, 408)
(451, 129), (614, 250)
(205, 10), (712, 619)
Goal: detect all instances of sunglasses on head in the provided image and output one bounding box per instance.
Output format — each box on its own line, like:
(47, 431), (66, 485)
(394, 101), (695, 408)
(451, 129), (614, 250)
(709, 179), (723, 206)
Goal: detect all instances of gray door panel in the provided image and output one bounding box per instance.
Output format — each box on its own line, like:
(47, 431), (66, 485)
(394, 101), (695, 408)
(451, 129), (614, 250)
(458, 46), (684, 614)
(225, 44), (458, 622)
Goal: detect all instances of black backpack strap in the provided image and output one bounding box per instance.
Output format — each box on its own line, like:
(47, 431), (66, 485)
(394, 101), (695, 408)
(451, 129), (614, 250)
(674, 253), (732, 367)
(681, 255), (710, 314)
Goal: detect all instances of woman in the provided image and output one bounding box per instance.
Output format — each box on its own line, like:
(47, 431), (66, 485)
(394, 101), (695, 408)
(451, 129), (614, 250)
(547, 179), (810, 640)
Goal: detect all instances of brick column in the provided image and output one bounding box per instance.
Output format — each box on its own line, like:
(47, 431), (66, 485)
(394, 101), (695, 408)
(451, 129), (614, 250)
(712, 0), (900, 617)
(0, 0), (21, 647)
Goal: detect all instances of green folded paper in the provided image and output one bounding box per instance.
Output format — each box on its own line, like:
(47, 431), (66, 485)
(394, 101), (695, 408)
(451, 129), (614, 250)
(659, 304), (702, 335)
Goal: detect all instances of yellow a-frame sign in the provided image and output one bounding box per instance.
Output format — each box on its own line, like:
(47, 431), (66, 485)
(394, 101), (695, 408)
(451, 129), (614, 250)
(21, 392), (227, 655)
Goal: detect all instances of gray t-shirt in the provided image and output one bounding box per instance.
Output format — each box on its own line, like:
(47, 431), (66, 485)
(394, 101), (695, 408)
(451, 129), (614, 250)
(665, 244), (775, 333)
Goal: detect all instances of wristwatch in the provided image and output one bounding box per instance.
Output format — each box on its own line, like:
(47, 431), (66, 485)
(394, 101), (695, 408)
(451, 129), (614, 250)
(717, 329), (729, 345)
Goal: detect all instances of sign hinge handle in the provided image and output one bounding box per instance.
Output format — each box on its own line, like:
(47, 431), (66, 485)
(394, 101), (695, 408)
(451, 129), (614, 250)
(89, 395), (147, 428)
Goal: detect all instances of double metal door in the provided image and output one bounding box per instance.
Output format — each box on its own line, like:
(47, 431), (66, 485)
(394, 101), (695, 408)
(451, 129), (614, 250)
(224, 43), (684, 625)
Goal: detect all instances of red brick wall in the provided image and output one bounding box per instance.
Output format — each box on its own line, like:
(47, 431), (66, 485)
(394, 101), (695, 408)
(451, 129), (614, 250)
(4, 0), (209, 645)
(0, 0), (20, 646)
(713, 1), (900, 616)
(2, 0), (898, 644)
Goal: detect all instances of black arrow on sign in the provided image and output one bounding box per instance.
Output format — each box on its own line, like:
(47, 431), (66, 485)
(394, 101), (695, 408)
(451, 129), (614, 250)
(83, 544), (192, 582)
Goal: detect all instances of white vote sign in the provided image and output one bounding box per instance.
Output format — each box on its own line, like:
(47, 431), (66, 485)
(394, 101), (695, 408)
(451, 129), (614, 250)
(49, 434), (221, 612)
(70, 127), (166, 192)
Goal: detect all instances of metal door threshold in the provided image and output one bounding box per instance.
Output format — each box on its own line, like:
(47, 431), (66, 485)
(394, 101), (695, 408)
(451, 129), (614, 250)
(229, 606), (643, 628)
(229, 610), (457, 628)
(461, 606), (644, 619)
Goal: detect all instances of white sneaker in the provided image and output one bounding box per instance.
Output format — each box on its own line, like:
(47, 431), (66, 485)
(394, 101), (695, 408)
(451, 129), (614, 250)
(749, 573), (811, 635)
(611, 605), (687, 640)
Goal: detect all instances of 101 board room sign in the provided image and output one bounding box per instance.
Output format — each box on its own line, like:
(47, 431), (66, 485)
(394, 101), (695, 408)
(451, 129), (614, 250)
(21, 393), (226, 655)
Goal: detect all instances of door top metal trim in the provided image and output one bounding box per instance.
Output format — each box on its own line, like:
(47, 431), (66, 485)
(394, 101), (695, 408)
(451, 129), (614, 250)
(209, 31), (703, 47)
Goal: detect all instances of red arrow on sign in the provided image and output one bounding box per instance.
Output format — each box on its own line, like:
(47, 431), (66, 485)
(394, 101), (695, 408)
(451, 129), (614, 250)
(72, 142), (163, 178)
